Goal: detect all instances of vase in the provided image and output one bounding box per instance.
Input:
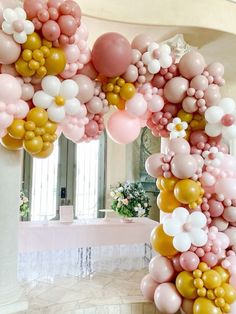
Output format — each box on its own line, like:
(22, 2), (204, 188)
(120, 217), (133, 223)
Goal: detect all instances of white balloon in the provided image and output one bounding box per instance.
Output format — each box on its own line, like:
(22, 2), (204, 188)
(2, 21), (13, 34)
(163, 218), (181, 237)
(24, 20), (34, 34)
(205, 123), (222, 137)
(222, 125), (236, 140)
(205, 106), (224, 123)
(126, 93), (147, 117)
(33, 91), (53, 109)
(173, 207), (189, 223)
(220, 98), (235, 114)
(148, 59), (160, 74)
(65, 98), (81, 115)
(190, 228), (208, 247)
(48, 105), (65, 123)
(159, 44), (171, 55)
(173, 233), (191, 252)
(142, 52), (152, 65)
(223, 207), (236, 223)
(189, 212), (206, 228)
(42, 76), (61, 97)
(3, 8), (17, 23)
(15, 7), (26, 20)
(60, 80), (79, 99)
(13, 32), (27, 44)
(148, 42), (159, 52)
(160, 55), (172, 68)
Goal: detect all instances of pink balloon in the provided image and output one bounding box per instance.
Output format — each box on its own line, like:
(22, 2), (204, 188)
(0, 112), (13, 129)
(63, 125), (85, 142)
(106, 110), (141, 144)
(171, 154), (197, 179)
(190, 131), (208, 146)
(168, 138), (191, 155)
(23, 0), (47, 19)
(211, 217), (229, 232)
(86, 96), (103, 114)
(224, 227), (236, 247)
(123, 64), (138, 82)
(148, 95), (164, 112)
(149, 256), (175, 283)
(126, 93), (147, 117)
(85, 120), (99, 137)
(215, 178), (236, 199)
(179, 51), (205, 79)
(217, 232), (230, 249)
(21, 84), (35, 101)
(0, 31), (21, 65)
(0, 64), (18, 77)
(0, 74), (21, 103)
(92, 32), (132, 77)
(14, 100), (29, 119)
(63, 44), (80, 63)
(208, 199), (224, 218)
(192, 154), (204, 168)
(42, 20), (61, 42)
(182, 97), (198, 113)
(77, 62), (98, 80)
(154, 283), (182, 314)
(180, 252), (200, 271)
(172, 255), (183, 272)
(223, 207), (236, 223)
(204, 84), (221, 107)
(140, 274), (159, 301)
(200, 172), (216, 187)
(181, 299), (194, 314)
(221, 155), (236, 172)
(201, 252), (218, 267)
(58, 15), (77, 37)
(164, 76), (189, 104)
(152, 74), (166, 88)
(131, 34), (154, 53)
(145, 153), (164, 178)
(207, 62), (224, 77)
(73, 74), (94, 103)
(190, 75), (209, 91)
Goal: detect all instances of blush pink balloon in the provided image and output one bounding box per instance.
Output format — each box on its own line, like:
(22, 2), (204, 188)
(201, 252), (218, 267)
(86, 96), (103, 114)
(0, 74), (21, 103)
(21, 83), (35, 101)
(181, 299), (194, 314)
(0, 31), (21, 64)
(63, 125), (85, 142)
(217, 232), (230, 249)
(85, 120), (99, 137)
(171, 154), (197, 179)
(73, 74), (94, 103)
(168, 138), (191, 155)
(182, 97), (198, 113)
(106, 110), (141, 144)
(123, 64), (138, 82)
(154, 283), (182, 314)
(145, 153), (164, 178)
(126, 93), (147, 117)
(148, 95), (164, 112)
(224, 227), (236, 247)
(208, 199), (224, 217)
(149, 256), (175, 283)
(92, 32), (132, 77)
(140, 274), (159, 301)
(200, 172), (216, 187)
(180, 252), (200, 271)
(192, 154), (204, 168)
(0, 64), (18, 76)
(204, 84), (221, 107)
(207, 62), (224, 77)
(42, 20), (61, 42)
(64, 44), (80, 63)
(221, 155), (236, 172)
(179, 51), (205, 79)
(223, 207), (236, 223)
(211, 217), (229, 232)
(215, 178), (236, 199)
(58, 15), (77, 37)
(172, 255), (183, 272)
(14, 100), (29, 119)
(77, 62), (98, 80)
(190, 75), (209, 91)
(131, 34), (155, 53)
(164, 76), (189, 103)
(0, 111), (13, 129)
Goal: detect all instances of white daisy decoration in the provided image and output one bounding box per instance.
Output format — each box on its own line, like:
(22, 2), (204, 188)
(33, 76), (81, 123)
(202, 147), (224, 167)
(167, 117), (188, 139)
(2, 7), (34, 44)
(142, 42), (173, 74)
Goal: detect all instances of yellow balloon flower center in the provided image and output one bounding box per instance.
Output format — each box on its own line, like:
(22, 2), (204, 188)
(175, 123), (183, 131)
(55, 96), (65, 106)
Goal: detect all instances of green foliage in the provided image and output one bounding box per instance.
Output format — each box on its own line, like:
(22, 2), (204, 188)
(20, 191), (30, 218)
(110, 182), (151, 218)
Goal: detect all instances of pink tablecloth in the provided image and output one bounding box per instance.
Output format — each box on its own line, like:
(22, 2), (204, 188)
(19, 218), (158, 253)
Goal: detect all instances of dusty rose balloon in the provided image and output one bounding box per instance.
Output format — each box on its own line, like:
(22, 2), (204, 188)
(85, 120), (99, 137)
(77, 62), (98, 80)
(211, 217), (229, 232)
(201, 252), (218, 267)
(0, 74), (21, 103)
(92, 32), (132, 77)
(182, 96), (198, 113)
(0, 64), (18, 76)
(179, 50), (205, 79)
(223, 207), (236, 223)
(24, 0), (47, 19)
(86, 96), (103, 114)
(145, 153), (164, 178)
(140, 274), (159, 301)
(58, 15), (77, 36)
(204, 84), (221, 107)
(106, 110), (141, 144)
(190, 75), (209, 91)
(172, 255), (183, 272)
(123, 64), (138, 82)
(152, 74), (166, 88)
(131, 34), (154, 53)
(164, 77), (189, 103)
(168, 138), (191, 154)
(149, 256), (175, 283)
(171, 154), (197, 179)
(42, 20), (61, 42)
(180, 252), (200, 272)
(190, 131), (208, 146)
(154, 283), (182, 314)
(73, 74), (94, 103)
(181, 299), (194, 314)
(0, 31), (21, 65)
(0, 0), (19, 24)
(207, 62), (224, 77)
(209, 199), (224, 218)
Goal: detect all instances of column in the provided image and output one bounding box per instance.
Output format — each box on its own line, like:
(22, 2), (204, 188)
(0, 145), (28, 313)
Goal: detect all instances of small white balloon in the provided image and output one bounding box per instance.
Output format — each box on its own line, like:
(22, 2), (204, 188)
(148, 59), (160, 74)
(205, 106), (224, 123)
(205, 123), (222, 137)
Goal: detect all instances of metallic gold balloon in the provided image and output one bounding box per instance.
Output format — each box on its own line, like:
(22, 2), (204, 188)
(221, 283), (236, 304)
(1, 134), (23, 150)
(22, 32), (42, 51)
(178, 109), (193, 123)
(176, 271), (198, 300)
(15, 57), (35, 77)
(7, 119), (25, 139)
(44, 48), (66, 75)
(23, 136), (43, 154)
(106, 92), (120, 106)
(202, 270), (222, 290)
(174, 179), (201, 204)
(193, 297), (222, 314)
(33, 143), (53, 159)
(213, 266), (230, 284)
(150, 224), (177, 257)
(157, 190), (181, 213)
(44, 121), (58, 135)
(120, 83), (135, 100)
(161, 177), (179, 192)
(27, 108), (48, 127)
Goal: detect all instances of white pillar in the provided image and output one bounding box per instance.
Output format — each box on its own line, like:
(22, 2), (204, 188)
(0, 146), (28, 313)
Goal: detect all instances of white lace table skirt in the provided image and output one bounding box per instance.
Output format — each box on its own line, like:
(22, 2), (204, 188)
(18, 244), (152, 282)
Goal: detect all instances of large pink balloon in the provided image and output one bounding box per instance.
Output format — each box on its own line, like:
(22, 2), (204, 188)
(0, 0), (18, 24)
(179, 51), (205, 79)
(145, 153), (164, 178)
(131, 34), (155, 53)
(106, 110), (141, 144)
(23, 0), (47, 19)
(92, 32), (132, 77)
(0, 31), (21, 64)
(149, 256), (175, 283)
(0, 74), (21, 103)
(154, 283), (182, 314)
(164, 76), (189, 103)
(63, 125), (85, 142)
(215, 178), (236, 199)
(140, 274), (159, 301)
(168, 138), (191, 155)
(171, 154), (197, 179)
(73, 74), (95, 103)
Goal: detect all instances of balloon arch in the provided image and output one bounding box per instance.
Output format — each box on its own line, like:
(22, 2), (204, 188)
(1, 1), (236, 313)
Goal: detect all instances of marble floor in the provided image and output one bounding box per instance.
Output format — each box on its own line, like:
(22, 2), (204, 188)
(20, 269), (160, 314)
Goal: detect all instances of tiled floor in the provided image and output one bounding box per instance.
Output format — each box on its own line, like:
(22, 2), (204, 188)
(20, 269), (161, 313)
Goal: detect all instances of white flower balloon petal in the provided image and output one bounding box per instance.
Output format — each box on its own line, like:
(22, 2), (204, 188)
(60, 80), (79, 99)
(42, 76), (61, 97)
(163, 218), (182, 237)
(173, 233), (191, 252)
(190, 228), (208, 247)
(188, 211), (207, 228)
(65, 99), (81, 115)
(33, 91), (53, 109)
(48, 105), (65, 123)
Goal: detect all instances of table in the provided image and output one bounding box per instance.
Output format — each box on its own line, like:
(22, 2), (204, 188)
(18, 218), (158, 280)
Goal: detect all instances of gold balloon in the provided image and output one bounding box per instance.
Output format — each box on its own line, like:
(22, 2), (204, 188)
(150, 224), (177, 257)
(202, 270), (222, 290)
(22, 32), (42, 51)
(178, 109), (193, 123)
(156, 177), (164, 190)
(120, 83), (135, 100)
(193, 297), (222, 314)
(23, 136), (43, 154)
(106, 92), (120, 106)
(44, 48), (66, 75)
(161, 177), (179, 192)
(174, 179), (201, 205)
(176, 271), (198, 300)
(222, 283), (236, 304)
(7, 119), (25, 139)
(1, 134), (23, 150)
(15, 57), (35, 77)
(27, 108), (48, 127)
(33, 143), (53, 159)
(157, 190), (181, 213)
(44, 121), (57, 135)
(213, 266), (230, 284)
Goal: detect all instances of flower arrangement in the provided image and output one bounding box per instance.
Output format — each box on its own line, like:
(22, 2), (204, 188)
(110, 182), (151, 218)
(20, 191), (29, 219)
